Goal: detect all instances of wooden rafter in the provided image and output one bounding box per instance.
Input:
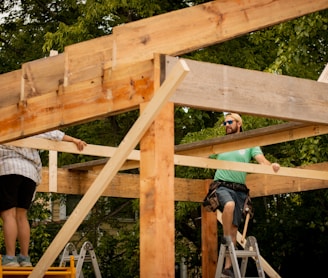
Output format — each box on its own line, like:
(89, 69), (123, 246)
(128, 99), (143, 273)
(167, 57), (328, 124)
(35, 161), (328, 200)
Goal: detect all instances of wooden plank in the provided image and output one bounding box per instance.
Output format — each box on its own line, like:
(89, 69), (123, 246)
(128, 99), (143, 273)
(1, 56), (327, 143)
(36, 162), (328, 201)
(59, 162), (328, 198)
(175, 122), (328, 157)
(29, 59), (190, 278)
(174, 154), (328, 180)
(113, 0), (328, 66)
(7, 137), (141, 159)
(247, 162), (328, 197)
(318, 63), (328, 82)
(39, 168), (207, 201)
(167, 57), (328, 124)
(201, 181), (218, 278)
(0, 59), (154, 143)
(48, 150), (58, 192)
(9, 134), (328, 183)
(139, 54), (175, 277)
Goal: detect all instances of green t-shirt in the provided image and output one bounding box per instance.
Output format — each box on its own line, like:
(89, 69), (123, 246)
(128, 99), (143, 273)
(210, 147), (263, 184)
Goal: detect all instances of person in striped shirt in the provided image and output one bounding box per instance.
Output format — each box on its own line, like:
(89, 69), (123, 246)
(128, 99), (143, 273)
(0, 130), (87, 267)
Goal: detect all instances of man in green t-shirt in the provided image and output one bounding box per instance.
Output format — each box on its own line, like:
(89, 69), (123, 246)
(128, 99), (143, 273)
(211, 113), (280, 277)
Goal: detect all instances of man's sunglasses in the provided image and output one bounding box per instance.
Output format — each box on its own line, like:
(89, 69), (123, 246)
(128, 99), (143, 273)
(223, 120), (235, 126)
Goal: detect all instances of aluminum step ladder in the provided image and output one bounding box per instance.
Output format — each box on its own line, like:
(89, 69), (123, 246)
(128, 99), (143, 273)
(215, 236), (265, 278)
(59, 241), (102, 278)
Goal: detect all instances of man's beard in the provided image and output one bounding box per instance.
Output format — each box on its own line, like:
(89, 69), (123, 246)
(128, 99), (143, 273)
(226, 126), (238, 134)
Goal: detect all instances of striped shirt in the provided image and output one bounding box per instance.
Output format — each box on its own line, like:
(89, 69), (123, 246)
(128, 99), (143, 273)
(0, 130), (65, 185)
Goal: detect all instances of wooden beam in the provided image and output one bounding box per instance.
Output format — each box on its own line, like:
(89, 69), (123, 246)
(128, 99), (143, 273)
(175, 122), (328, 157)
(246, 162), (328, 197)
(139, 54), (175, 277)
(7, 137), (141, 159)
(1, 56), (327, 144)
(9, 132), (328, 183)
(318, 63), (328, 82)
(168, 57), (328, 124)
(174, 155), (328, 180)
(113, 0), (328, 66)
(201, 181), (218, 278)
(0, 59), (154, 143)
(11, 122), (325, 159)
(48, 150), (58, 192)
(29, 59), (190, 277)
(36, 162), (328, 201)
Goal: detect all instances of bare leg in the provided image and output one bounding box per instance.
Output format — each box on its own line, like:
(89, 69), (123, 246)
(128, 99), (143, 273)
(0, 208), (18, 256)
(16, 208), (30, 257)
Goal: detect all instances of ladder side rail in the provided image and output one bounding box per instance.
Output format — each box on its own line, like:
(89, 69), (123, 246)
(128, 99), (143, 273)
(75, 246), (86, 278)
(252, 239), (265, 277)
(88, 249), (102, 278)
(240, 255), (249, 277)
(228, 241), (242, 278)
(215, 244), (227, 278)
(240, 236), (252, 277)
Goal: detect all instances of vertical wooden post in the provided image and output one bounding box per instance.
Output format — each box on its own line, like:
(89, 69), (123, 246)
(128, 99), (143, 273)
(201, 180), (218, 278)
(140, 54), (175, 277)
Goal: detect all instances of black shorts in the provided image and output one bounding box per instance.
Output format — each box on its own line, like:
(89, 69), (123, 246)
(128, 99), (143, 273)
(0, 174), (36, 211)
(216, 186), (247, 227)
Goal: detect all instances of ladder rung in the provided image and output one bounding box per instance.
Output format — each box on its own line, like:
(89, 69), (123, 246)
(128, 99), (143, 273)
(234, 250), (258, 257)
(61, 255), (94, 261)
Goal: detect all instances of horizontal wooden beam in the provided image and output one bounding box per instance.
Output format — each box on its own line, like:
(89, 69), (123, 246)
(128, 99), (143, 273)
(8, 133), (328, 181)
(37, 162), (328, 201)
(175, 122), (328, 156)
(168, 57), (328, 124)
(113, 0), (328, 65)
(246, 163), (328, 197)
(174, 155), (328, 180)
(0, 59), (154, 143)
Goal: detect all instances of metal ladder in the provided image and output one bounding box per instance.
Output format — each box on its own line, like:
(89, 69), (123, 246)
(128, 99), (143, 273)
(59, 241), (102, 278)
(215, 236), (265, 278)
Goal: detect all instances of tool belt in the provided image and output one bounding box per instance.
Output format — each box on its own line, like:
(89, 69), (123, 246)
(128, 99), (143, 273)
(216, 180), (249, 194)
(202, 180), (252, 214)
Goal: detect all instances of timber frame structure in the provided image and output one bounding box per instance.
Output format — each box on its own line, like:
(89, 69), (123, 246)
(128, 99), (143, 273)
(1, 1), (328, 277)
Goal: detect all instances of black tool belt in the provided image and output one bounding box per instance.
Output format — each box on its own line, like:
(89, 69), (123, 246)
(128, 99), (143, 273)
(216, 180), (249, 193)
(203, 180), (250, 213)
(202, 180), (249, 212)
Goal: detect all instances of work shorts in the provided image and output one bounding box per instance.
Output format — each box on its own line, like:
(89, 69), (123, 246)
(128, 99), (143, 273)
(0, 174), (36, 211)
(216, 186), (247, 227)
